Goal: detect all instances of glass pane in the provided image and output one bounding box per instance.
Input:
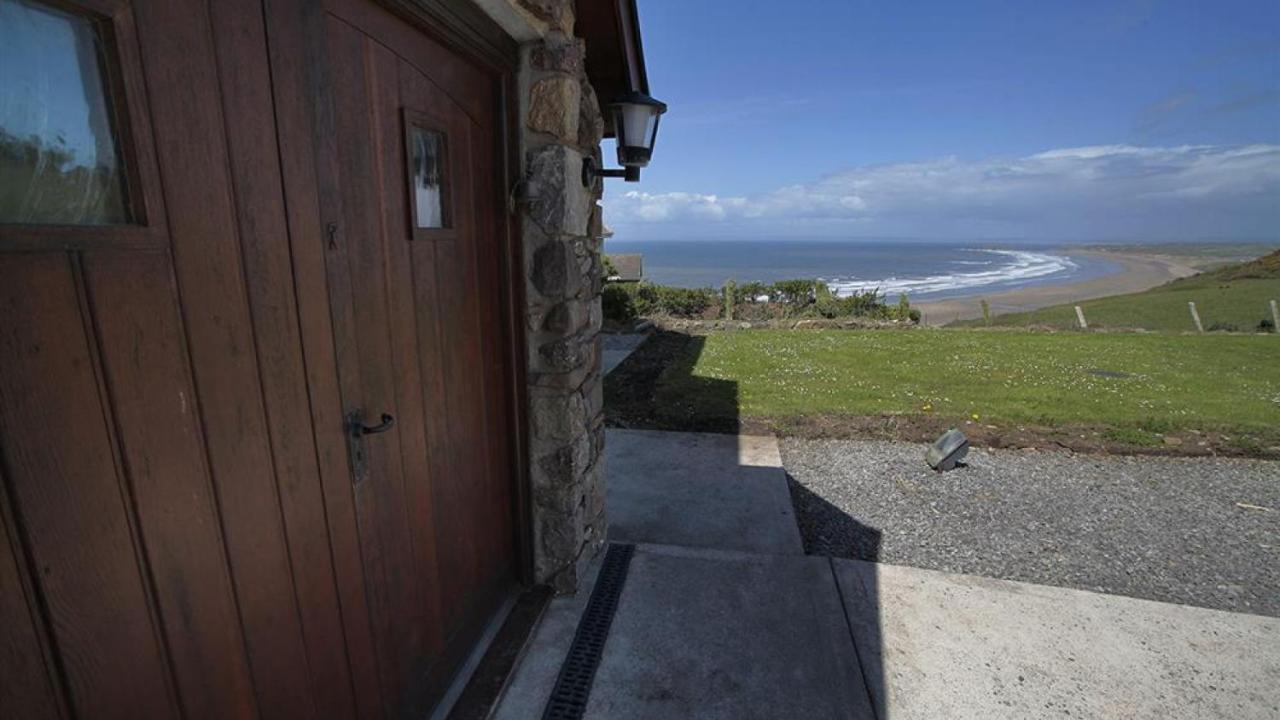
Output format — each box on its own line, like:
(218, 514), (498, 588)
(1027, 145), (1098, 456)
(409, 127), (447, 229)
(0, 0), (130, 224)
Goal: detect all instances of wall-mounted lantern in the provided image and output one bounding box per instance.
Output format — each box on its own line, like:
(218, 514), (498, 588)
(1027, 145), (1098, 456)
(583, 90), (668, 186)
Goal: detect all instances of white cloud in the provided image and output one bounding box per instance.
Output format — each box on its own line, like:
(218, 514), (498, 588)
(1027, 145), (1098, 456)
(603, 144), (1280, 239)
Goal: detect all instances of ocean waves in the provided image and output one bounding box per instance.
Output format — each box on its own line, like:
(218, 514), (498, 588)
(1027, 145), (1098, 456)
(823, 249), (1078, 298)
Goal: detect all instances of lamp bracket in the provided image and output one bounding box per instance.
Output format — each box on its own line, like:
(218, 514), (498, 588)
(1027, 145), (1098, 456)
(582, 157), (640, 187)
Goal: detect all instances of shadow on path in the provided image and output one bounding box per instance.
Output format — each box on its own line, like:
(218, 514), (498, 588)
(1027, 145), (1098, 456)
(603, 328), (890, 717)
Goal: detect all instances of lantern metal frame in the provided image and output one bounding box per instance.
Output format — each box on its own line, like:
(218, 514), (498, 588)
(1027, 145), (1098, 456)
(582, 90), (667, 186)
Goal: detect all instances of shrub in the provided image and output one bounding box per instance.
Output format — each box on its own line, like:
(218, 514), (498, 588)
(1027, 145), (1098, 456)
(614, 279), (900, 321)
(1207, 321), (1239, 333)
(812, 288), (889, 319)
(1258, 318), (1276, 333)
(771, 279), (819, 308)
(601, 283), (636, 324)
(735, 281), (769, 304)
(631, 282), (717, 317)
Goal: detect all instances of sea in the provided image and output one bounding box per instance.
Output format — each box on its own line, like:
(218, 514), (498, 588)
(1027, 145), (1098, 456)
(602, 239), (1123, 301)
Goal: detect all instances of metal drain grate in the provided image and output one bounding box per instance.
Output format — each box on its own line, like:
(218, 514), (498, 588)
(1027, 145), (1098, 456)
(541, 543), (636, 720)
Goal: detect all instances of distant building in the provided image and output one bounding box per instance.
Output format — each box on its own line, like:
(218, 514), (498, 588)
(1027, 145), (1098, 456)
(607, 253), (644, 282)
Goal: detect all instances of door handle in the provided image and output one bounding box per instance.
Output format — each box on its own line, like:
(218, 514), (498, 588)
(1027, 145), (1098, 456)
(344, 410), (394, 485)
(358, 413), (395, 435)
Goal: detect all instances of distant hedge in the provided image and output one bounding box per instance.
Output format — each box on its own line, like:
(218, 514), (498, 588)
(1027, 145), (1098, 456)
(602, 279), (920, 325)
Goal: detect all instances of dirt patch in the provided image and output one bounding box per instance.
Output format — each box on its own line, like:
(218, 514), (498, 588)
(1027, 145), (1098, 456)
(604, 331), (1280, 460)
(769, 413), (1278, 460)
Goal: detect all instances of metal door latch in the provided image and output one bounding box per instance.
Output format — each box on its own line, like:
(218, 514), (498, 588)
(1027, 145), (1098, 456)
(345, 410), (395, 483)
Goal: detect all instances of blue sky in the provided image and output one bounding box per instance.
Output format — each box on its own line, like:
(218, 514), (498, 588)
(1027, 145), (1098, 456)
(603, 0), (1280, 241)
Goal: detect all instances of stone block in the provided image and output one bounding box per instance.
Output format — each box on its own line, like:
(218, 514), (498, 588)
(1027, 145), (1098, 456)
(528, 76), (581, 144)
(578, 78), (604, 150)
(526, 145), (591, 237)
(515, 0), (574, 36)
(543, 299), (591, 334)
(529, 38), (584, 74)
(588, 202), (603, 239)
(531, 241), (571, 298)
(538, 335), (587, 372)
(529, 388), (586, 441)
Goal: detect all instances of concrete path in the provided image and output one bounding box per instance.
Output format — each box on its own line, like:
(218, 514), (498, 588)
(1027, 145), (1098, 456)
(495, 544), (874, 720)
(836, 559), (1280, 719)
(601, 333), (648, 375)
(493, 429), (1280, 719)
(605, 429), (803, 554)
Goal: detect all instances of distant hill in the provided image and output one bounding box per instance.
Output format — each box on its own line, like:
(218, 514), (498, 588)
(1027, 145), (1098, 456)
(952, 251), (1280, 333)
(1205, 250), (1280, 281)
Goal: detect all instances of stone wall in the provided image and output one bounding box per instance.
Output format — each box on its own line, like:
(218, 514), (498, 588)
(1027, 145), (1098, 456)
(509, 0), (608, 593)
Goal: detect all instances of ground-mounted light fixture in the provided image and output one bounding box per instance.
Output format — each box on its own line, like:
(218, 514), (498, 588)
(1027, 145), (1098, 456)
(926, 429), (970, 472)
(583, 90), (668, 186)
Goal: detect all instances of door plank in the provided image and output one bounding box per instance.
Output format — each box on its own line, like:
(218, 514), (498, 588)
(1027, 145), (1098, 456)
(0, 254), (175, 719)
(463, 113), (518, 588)
(368, 46), (446, 660)
(397, 68), (481, 637)
(260, 0), (386, 716)
(83, 250), (258, 719)
(207, 0), (360, 715)
(325, 0), (492, 128)
(325, 21), (432, 712)
(0, 473), (69, 720)
(128, 1), (316, 716)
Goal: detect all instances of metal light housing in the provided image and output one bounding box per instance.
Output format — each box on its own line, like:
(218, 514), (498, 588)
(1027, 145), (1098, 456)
(610, 90), (667, 168)
(583, 90), (668, 186)
(926, 429), (970, 472)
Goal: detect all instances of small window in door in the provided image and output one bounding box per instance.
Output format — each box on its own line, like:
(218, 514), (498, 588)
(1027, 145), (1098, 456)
(404, 110), (452, 234)
(0, 0), (132, 225)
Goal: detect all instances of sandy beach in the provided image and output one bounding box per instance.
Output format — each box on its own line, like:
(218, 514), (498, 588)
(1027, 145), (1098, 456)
(915, 251), (1200, 325)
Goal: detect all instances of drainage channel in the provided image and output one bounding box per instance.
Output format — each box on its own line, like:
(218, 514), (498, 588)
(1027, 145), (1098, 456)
(541, 543), (636, 720)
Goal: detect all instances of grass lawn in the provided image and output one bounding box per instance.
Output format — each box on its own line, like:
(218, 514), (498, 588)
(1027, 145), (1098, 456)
(957, 278), (1280, 332)
(609, 329), (1280, 454)
(954, 252), (1280, 332)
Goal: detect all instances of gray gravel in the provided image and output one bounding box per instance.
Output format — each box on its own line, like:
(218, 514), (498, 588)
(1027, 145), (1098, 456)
(781, 438), (1280, 616)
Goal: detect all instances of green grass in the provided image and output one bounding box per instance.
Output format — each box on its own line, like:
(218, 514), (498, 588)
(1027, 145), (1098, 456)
(653, 330), (1280, 437)
(954, 251), (1280, 333)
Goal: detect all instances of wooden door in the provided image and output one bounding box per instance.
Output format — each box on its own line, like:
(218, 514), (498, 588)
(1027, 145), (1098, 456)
(280, 0), (523, 715)
(1, 0), (358, 718)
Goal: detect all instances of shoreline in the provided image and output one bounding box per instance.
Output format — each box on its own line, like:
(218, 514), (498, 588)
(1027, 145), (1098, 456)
(914, 251), (1200, 326)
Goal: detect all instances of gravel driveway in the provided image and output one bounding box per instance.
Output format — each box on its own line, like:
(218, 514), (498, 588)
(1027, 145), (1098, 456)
(781, 438), (1280, 616)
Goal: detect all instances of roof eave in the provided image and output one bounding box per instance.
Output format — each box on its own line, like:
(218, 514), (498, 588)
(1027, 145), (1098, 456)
(575, 0), (651, 137)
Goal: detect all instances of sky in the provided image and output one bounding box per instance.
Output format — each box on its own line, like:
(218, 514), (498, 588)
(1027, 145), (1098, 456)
(602, 0), (1280, 242)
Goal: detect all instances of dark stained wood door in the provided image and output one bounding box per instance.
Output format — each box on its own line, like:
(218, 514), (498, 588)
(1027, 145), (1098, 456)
(296, 0), (523, 715)
(1, 0), (358, 718)
(2, 0), (523, 717)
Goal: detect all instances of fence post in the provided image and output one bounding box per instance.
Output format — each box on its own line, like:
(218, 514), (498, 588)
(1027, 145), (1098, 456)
(1074, 305), (1088, 330)
(1188, 301), (1204, 333)
(1271, 299), (1279, 333)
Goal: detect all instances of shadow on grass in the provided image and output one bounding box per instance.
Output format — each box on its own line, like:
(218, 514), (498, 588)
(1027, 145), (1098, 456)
(604, 330), (742, 434)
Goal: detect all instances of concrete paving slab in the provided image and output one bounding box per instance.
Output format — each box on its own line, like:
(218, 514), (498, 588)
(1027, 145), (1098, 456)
(606, 429), (803, 555)
(834, 558), (1280, 720)
(601, 333), (648, 375)
(494, 543), (875, 720)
